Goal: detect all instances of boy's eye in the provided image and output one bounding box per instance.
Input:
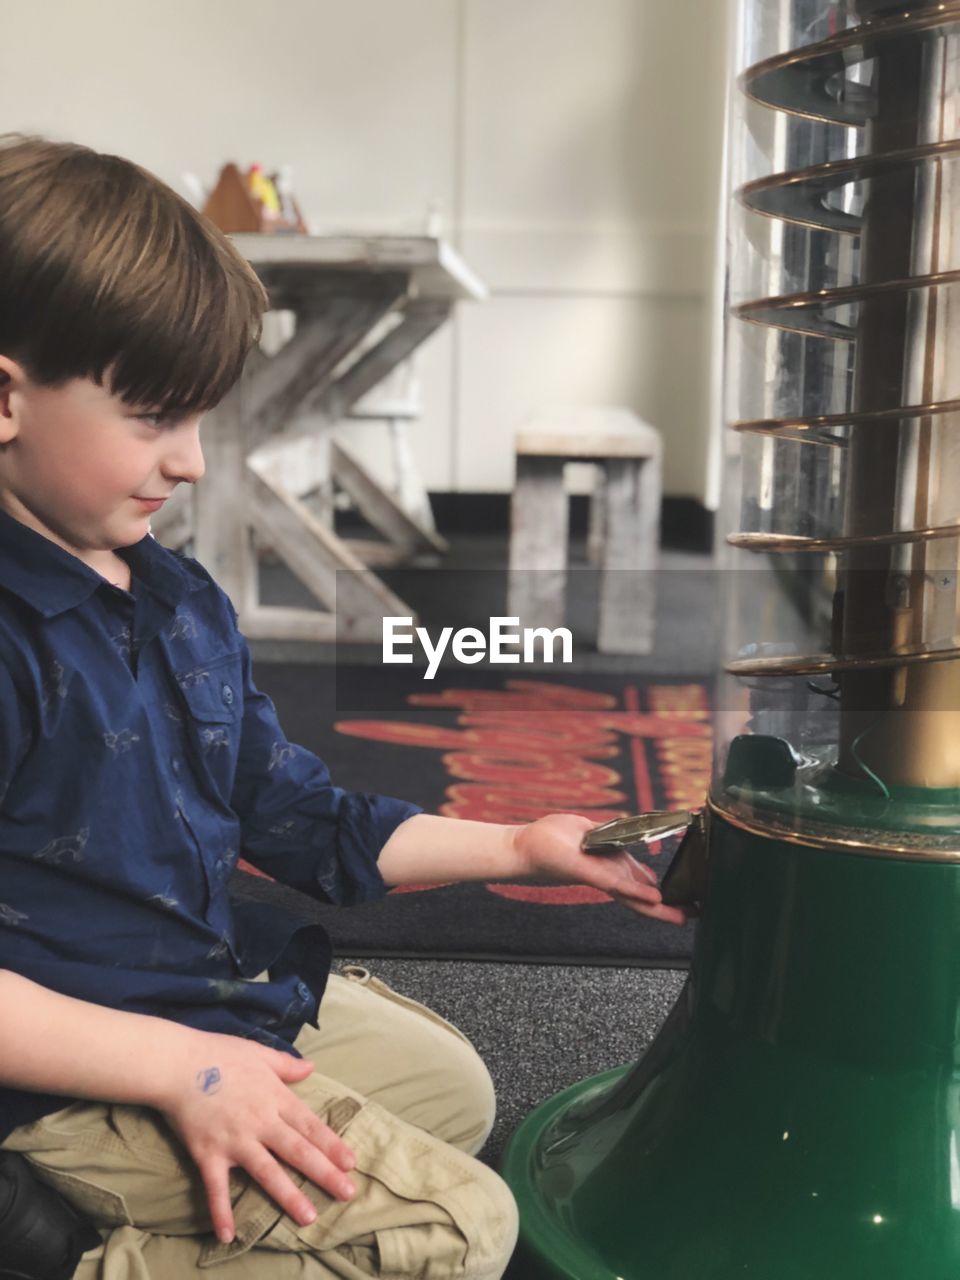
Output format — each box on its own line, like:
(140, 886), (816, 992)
(136, 412), (174, 429)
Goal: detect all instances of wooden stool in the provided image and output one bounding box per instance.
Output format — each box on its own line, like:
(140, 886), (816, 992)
(507, 408), (662, 654)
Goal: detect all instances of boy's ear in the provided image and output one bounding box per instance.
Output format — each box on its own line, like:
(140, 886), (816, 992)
(0, 356), (26, 443)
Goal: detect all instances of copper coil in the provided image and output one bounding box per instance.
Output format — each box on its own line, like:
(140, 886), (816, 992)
(740, 2), (960, 125)
(739, 138), (960, 232)
(732, 396), (960, 442)
(727, 524), (960, 553)
(733, 268), (960, 341)
(726, 642), (960, 679)
(728, 0), (960, 723)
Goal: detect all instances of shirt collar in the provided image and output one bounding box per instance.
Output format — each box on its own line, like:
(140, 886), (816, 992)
(0, 506), (202, 618)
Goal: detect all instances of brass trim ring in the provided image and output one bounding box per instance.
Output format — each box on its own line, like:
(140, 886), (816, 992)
(709, 798), (960, 862)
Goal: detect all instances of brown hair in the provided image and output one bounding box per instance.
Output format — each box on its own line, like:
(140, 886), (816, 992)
(0, 134), (268, 416)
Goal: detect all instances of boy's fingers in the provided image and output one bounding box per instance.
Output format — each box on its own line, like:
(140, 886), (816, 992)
(272, 1128), (356, 1202)
(287, 1108), (357, 1172)
(619, 881), (662, 904)
(622, 899), (689, 927)
(599, 869), (662, 905)
(242, 1147), (322, 1228)
(199, 1156), (235, 1244)
(658, 905), (689, 927)
(590, 853), (664, 900)
(271, 1052), (314, 1081)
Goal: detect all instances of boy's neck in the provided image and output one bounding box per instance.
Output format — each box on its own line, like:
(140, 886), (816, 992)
(80, 547), (131, 591)
(100, 553), (132, 592)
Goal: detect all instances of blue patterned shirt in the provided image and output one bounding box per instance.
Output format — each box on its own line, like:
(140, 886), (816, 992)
(0, 507), (419, 1140)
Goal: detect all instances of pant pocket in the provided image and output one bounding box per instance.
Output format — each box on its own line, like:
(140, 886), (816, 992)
(198, 1096), (501, 1277)
(286, 1101), (504, 1279)
(5, 1106), (135, 1228)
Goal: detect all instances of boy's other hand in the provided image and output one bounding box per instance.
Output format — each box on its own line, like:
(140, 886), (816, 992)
(155, 1032), (357, 1244)
(511, 813), (688, 927)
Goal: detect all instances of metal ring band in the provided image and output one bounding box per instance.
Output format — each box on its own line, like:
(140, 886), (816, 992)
(709, 797), (960, 862)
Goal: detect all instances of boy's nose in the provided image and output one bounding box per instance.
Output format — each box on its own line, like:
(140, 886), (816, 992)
(162, 421), (205, 484)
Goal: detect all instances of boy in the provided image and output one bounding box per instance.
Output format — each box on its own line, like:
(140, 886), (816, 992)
(0, 135), (683, 1280)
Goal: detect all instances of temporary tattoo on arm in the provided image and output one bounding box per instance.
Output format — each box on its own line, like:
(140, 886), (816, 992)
(196, 1067), (222, 1095)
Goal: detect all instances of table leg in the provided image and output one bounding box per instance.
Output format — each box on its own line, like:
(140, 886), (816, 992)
(508, 456), (569, 632)
(597, 457), (659, 654)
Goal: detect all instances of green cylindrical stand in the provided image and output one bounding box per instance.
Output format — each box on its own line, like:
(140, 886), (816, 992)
(501, 813), (960, 1278)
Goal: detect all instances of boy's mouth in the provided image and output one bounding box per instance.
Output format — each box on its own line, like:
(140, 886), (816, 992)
(132, 496), (167, 511)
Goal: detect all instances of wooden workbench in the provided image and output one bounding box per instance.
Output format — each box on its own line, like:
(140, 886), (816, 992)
(152, 234), (486, 642)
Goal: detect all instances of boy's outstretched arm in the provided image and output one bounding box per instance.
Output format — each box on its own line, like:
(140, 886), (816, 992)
(377, 812), (688, 926)
(0, 970), (357, 1243)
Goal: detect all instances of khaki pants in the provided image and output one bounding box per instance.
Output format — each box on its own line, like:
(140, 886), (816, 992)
(3, 967), (519, 1279)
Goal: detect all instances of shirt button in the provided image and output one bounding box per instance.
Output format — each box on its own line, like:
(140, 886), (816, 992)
(221, 684), (234, 706)
(171, 757), (180, 774)
(296, 981), (311, 1003)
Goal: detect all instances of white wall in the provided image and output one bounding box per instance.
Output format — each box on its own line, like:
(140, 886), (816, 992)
(1, 0), (728, 503)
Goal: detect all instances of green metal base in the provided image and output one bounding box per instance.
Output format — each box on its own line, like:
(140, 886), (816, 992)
(500, 813), (960, 1279)
(501, 1066), (632, 1280)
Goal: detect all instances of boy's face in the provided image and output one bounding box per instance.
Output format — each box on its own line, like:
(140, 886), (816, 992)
(0, 360), (205, 574)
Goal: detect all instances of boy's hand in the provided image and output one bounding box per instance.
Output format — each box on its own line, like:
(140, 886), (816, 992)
(511, 813), (689, 926)
(154, 1031), (357, 1244)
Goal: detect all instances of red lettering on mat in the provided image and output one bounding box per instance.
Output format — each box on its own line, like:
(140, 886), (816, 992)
(328, 681), (712, 907)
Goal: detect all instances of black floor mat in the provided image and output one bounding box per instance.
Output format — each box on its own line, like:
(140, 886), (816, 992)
(233, 665), (711, 965)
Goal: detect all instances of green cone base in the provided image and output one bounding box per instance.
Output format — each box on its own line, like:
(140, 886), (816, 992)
(501, 1066), (631, 1280)
(500, 814), (960, 1279)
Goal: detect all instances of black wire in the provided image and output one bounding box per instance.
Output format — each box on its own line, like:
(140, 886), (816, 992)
(806, 679), (841, 701)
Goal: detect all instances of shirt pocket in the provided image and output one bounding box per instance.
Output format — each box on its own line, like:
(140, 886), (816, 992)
(175, 652), (243, 798)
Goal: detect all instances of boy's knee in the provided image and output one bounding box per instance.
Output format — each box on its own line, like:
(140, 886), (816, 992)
(465, 1162), (520, 1278)
(375, 1161), (519, 1280)
(436, 1038), (498, 1156)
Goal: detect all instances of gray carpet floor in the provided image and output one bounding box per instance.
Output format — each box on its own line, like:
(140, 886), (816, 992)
(250, 532), (715, 1171)
(334, 956), (687, 1169)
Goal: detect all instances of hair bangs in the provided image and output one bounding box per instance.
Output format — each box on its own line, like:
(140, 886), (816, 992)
(90, 169), (269, 417)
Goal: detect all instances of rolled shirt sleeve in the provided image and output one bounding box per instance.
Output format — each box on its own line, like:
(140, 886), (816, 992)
(229, 639), (421, 905)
